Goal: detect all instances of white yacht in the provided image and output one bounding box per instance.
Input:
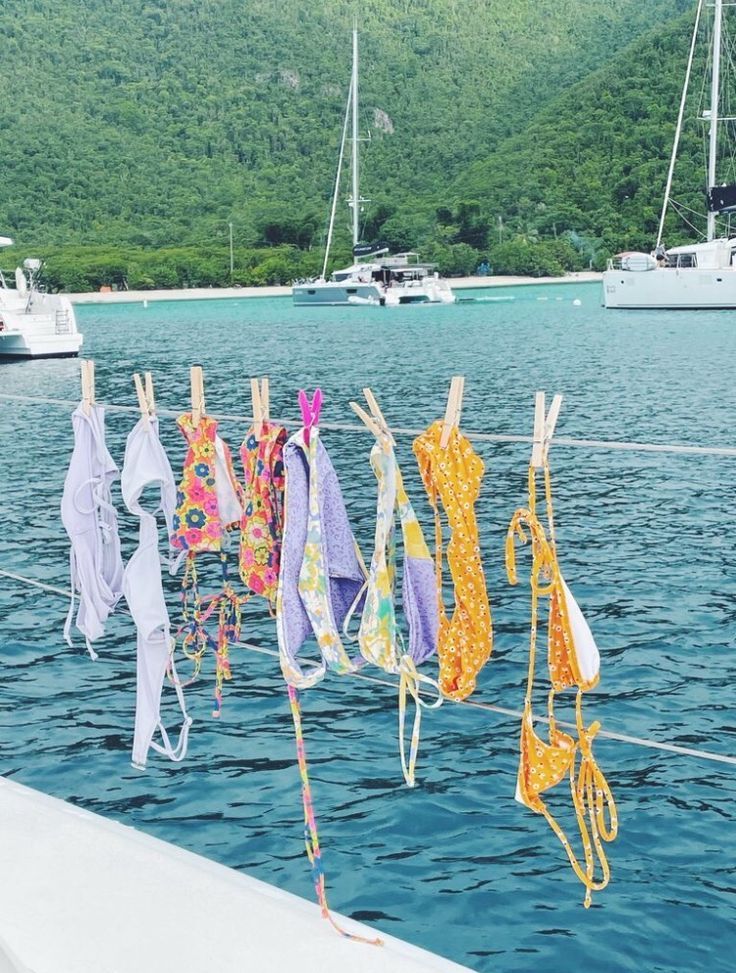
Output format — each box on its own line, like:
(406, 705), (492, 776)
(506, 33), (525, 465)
(603, 0), (736, 309)
(295, 249), (455, 306)
(0, 239), (82, 358)
(293, 31), (455, 308)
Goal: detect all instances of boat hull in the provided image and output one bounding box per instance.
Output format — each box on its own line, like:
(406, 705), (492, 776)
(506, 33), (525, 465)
(602, 268), (736, 308)
(292, 282), (385, 306)
(293, 279), (456, 306)
(0, 294), (83, 358)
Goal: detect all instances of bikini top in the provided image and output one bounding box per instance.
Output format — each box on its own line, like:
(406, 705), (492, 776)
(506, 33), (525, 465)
(121, 415), (177, 621)
(121, 415), (190, 768)
(61, 402), (124, 659)
(412, 419), (493, 701)
(506, 462), (617, 908)
(277, 392), (380, 946)
(239, 420), (287, 605)
(277, 390), (367, 690)
(170, 412), (245, 716)
(359, 430), (441, 786)
(170, 413), (244, 555)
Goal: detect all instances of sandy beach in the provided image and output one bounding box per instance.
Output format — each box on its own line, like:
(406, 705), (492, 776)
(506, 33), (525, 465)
(67, 271), (602, 305)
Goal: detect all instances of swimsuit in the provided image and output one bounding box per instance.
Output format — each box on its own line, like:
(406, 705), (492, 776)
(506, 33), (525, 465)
(121, 415), (191, 769)
(507, 463), (618, 907)
(277, 390), (380, 946)
(413, 419), (493, 700)
(277, 391), (367, 688)
(61, 402), (124, 659)
(359, 429), (441, 786)
(170, 412), (244, 716)
(239, 420), (287, 606)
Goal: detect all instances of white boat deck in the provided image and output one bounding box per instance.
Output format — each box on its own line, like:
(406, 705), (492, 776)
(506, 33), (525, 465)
(0, 777), (471, 973)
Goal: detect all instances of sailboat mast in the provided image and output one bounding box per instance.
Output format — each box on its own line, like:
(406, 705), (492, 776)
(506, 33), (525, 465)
(707, 0), (724, 241)
(351, 26), (360, 247)
(657, 0), (703, 249)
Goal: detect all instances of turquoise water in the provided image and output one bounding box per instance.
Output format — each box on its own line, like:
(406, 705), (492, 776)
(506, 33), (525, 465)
(1, 281), (735, 971)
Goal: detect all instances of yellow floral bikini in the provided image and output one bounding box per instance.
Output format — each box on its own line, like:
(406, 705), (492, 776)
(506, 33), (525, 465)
(413, 419), (493, 701)
(506, 455), (618, 907)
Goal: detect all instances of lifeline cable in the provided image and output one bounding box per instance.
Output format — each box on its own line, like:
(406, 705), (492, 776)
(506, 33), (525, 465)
(3, 566), (735, 768)
(2, 391), (736, 459)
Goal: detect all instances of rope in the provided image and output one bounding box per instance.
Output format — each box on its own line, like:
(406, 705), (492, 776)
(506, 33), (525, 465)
(2, 391), (736, 459)
(3, 567), (735, 767)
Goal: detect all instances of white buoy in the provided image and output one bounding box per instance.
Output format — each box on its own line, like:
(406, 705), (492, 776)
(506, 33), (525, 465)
(143, 299), (148, 308)
(573, 298), (582, 307)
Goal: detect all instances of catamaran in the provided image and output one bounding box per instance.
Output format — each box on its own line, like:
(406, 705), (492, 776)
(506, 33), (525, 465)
(603, 0), (736, 309)
(0, 237), (82, 358)
(292, 31), (455, 308)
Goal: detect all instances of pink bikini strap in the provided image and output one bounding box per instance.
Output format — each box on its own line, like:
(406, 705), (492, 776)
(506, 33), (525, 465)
(298, 388), (323, 444)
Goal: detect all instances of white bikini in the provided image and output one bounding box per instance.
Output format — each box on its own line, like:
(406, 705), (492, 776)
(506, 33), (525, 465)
(121, 416), (191, 770)
(61, 403), (124, 659)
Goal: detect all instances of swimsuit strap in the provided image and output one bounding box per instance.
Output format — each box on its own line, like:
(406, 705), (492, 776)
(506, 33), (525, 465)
(145, 646), (193, 766)
(397, 655), (443, 788)
(199, 551), (247, 716)
(175, 553), (217, 684)
(287, 685), (383, 946)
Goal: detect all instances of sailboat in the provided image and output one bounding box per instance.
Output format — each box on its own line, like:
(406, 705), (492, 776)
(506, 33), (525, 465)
(292, 30), (455, 308)
(603, 0), (736, 309)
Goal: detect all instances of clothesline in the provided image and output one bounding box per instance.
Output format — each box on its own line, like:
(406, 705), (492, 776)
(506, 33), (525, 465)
(2, 565), (734, 768)
(2, 390), (736, 459)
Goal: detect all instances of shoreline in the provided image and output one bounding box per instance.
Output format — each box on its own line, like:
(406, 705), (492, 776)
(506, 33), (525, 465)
(67, 271), (602, 305)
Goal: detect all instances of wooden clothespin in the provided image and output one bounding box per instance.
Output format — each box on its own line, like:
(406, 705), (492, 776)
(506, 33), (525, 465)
(144, 371), (155, 415)
(133, 372), (150, 425)
(190, 365), (205, 425)
(250, 376), (270, 438)
(80, 359), (95, 416)
(440, 375), (465, 448)
(530, 390), (563, 468)
(362, 387), (395, 444)
(349, 398), (383, 438)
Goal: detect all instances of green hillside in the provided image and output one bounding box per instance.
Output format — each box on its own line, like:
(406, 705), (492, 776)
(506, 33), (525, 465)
(450, 6), (725, 265)
(0, 0), (690, 257)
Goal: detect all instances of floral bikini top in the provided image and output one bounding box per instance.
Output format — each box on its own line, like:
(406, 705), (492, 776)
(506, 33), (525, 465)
(239, 421), (287, 606)
(506, 462), (618, 908)
(171, 413), (243, 552)
(412, 419), (493, 701)
(170, 412), (245, 716)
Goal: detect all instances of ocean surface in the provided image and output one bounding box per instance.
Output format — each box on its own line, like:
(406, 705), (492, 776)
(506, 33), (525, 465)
(1, 281), (735, 972)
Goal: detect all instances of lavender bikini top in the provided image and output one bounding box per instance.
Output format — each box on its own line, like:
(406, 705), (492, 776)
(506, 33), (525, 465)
(277, 390), (367, 689)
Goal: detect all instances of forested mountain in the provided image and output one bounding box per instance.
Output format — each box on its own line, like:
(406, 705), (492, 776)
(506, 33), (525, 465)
(451, 8), (726, 261)
(0, 0), (705, 286)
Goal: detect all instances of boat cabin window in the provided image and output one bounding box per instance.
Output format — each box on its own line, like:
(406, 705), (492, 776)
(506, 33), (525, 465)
(346, 288), (358, 294)
(665, 253), (697, 269)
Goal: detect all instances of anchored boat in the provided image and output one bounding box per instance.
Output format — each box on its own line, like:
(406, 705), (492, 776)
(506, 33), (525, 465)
(603, 0), (736, 309)
(292, 31), (455, 308)
(0, 239), (82, 358)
